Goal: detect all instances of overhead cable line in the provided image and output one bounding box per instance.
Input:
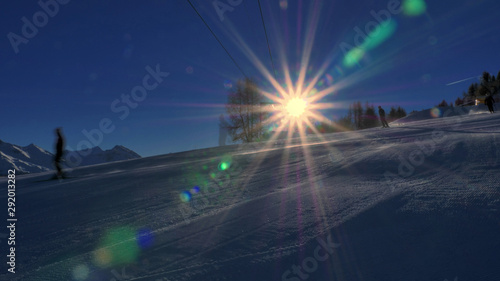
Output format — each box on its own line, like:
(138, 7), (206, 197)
(257, 0), (278, 81)
(185, 0), (248, 79)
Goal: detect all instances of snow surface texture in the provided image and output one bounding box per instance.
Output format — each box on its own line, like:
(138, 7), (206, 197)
(3, 106), (499, 281)
(0, 141), (140, 175)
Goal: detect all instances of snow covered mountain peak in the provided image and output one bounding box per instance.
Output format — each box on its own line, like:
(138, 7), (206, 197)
(0, 140), (141, 175)
(110, 145), (141, 158)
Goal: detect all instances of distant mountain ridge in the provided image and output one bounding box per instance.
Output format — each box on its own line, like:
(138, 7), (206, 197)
(0, 139), (141, 175)
(69, 145), (142, 167)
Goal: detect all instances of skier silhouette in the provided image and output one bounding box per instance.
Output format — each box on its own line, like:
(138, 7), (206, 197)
(54, 127), (65, 178)
(485, 94), (495, 113)
(378, 106), (390, 128)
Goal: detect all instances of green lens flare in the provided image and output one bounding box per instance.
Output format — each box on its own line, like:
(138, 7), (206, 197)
(403, 0), (427, 16)
(343, 47), (365, 68)
(361, 20), (397, 50)
(218, 154), (232, 171)
(219, 162), (229, 171)
(343, 20), (398, 68)
(93, 227), (140, 268)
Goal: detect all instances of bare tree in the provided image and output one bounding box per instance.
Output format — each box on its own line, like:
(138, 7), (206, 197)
(225, 78), (264, 143)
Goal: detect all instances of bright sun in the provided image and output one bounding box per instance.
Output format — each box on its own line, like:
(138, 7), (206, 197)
(257, 67), (339, 138)
(285, 98), (307, 118)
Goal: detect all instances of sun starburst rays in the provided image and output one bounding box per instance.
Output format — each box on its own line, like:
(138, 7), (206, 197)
(206, 1), (363, 240)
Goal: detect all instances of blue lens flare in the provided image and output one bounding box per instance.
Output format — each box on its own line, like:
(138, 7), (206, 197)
(180, 191), (192, 202)
(136, 228), (154, 249)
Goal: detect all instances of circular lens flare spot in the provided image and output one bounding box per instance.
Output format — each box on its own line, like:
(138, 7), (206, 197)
(72, 264), (90, 280)
(219, 162), (229, 171)
(403, 0), (427, 16)
(94, 227), (140, 268)
(93, 248), (112, 268)
(136, 228), (154, 249)
(218, 155), (232, 171)
(279, 0), (288, 10)
(180, 191), (192, 203)
(286, 98), (307, 117)
(430, 107), (442, 118)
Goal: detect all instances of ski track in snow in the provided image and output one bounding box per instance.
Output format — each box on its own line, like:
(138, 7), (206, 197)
(3, 108), (500, 281)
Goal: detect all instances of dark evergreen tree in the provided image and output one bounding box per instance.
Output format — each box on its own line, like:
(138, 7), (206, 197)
(478, 85), (489, 96)
(338, 105), (354, 130)
(467, 83), (477, 97)
(437, 99), (448, 107)
(352, 101), (363, 130)
(347, 105), (353, 127)
(496, 71), (500, 94)
(363, 103), (378, 129)
(479, 71), (496, 96)
(388, 106), (397, 121)
(481, 71), (491, 84)
(396, 106), (407, 118)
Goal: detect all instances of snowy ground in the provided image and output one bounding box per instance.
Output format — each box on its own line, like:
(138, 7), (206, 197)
(2, 106), (499, 281)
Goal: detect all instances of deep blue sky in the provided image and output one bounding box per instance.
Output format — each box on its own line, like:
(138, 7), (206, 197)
(1, 0), (499, 157)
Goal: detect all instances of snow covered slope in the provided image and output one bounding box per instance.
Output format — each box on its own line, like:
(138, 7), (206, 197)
(391, 104), (490, 125)
(6, 107), (500, 281)
(0, 140), (141, 175)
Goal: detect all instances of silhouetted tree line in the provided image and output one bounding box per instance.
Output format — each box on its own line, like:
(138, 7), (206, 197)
(436, 99), (454, 107)
(223, 78), (410, 139)
(455, 70), (500, 106)
(388, 106), (408, 120)
(311, 101), (407, 133)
